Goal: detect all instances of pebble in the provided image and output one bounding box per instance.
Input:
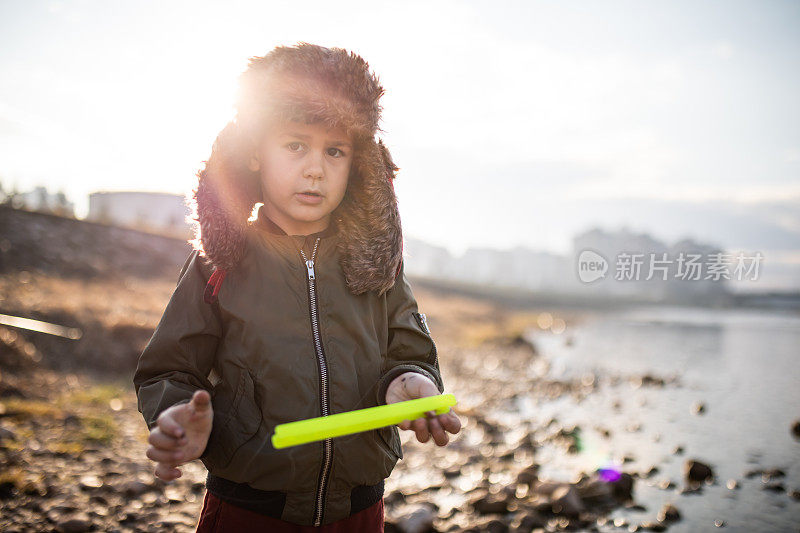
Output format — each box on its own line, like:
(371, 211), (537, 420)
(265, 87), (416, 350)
(395, 505), (436, 533)
(657, 503), (681, 522)
(684, 460), (714, 483)
(56, 517), (93, 533)
(550, 485), (584, 517)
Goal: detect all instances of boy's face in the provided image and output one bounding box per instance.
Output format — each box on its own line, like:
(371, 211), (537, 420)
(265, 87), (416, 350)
(252, 120), (353, 236)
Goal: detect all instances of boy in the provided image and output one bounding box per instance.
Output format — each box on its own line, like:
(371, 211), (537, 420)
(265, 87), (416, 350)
(134, 43), (460, 529)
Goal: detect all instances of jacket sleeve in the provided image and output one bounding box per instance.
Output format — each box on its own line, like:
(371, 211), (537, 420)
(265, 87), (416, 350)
(376, 260), (446, 405)
(133, 250), (221, 443)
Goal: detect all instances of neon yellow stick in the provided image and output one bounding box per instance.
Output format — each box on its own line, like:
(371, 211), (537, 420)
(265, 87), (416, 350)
(271, 393), (457, 449)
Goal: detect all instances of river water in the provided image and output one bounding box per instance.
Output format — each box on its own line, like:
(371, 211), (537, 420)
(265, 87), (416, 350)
(522, 305), (800, 532)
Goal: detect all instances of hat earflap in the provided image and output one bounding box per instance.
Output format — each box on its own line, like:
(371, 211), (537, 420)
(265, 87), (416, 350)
(336, 137), (403, 296)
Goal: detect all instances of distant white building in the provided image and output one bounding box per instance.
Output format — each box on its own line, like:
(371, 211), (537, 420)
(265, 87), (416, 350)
(87, 191), (190, 237)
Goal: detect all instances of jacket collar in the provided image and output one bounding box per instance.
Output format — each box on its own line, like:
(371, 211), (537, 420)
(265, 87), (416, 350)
(253, 204), (338, 239)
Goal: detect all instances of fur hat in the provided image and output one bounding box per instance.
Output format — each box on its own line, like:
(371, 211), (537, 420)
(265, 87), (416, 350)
(188, 42), (403, 297)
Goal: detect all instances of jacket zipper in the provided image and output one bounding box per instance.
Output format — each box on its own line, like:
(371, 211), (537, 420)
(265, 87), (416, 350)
(299, 238), (333, 527)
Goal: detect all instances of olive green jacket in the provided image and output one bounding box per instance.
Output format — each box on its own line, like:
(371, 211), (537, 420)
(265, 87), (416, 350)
(133, 214), (445, 526)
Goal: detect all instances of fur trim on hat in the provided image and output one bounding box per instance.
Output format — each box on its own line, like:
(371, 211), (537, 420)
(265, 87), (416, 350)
(187, 42), (403, 296)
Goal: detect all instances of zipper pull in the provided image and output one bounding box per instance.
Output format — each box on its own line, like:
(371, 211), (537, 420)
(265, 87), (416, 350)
(305, 259), (315, 280)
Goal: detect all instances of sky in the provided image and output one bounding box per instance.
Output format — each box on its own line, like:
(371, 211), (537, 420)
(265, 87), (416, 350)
(1, 0), (799, 286)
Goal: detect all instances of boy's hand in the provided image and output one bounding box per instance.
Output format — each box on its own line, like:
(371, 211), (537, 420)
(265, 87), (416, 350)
(385, 372), (461, 446)
(146, 389), (213, 481)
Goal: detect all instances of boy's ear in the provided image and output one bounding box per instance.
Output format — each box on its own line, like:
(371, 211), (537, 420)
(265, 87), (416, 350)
(247, 154), (260, 172)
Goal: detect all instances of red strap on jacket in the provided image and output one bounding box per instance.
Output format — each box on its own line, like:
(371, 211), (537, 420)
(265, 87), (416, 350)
(204, 268), (227, 304)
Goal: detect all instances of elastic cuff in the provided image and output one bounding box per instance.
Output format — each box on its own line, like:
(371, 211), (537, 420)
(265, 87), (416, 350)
(146, 397), (192, 431)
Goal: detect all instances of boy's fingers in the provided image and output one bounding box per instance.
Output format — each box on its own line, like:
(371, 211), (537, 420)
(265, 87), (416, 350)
(412, 417), (429, 442)
(439, 412), (462, 435)
(157, 413), (185, 439)
(191, 390), (211, 413)
(146, 445), (184, 464)
(148, 428), (186, 449)
(427, 416), (448, 446)
(398, 419), (411, 431)
(154, 462), (182, 481)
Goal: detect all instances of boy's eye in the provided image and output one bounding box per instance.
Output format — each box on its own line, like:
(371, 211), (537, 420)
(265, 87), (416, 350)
(286, 142), (305, 152)
(327, 147), (346, 158)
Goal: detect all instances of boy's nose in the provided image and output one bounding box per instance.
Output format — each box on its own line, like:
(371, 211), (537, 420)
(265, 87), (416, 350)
(303, 152), (325, 180)
(303, 167), (323, 180)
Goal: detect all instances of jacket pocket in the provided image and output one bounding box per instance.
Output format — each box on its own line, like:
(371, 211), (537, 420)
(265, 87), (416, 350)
(375, 425), (403, 460)
(202, 368), (262, 472)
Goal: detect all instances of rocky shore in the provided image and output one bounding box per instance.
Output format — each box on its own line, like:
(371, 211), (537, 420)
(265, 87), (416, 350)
(0, 322), (689, 533)
(1, 208), (798, 531)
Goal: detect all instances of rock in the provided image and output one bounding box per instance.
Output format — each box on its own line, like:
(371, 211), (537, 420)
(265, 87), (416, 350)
(643, 466), (659, 478)
(691, 402), (706, 415)
(511, 511), (546, 531)
(79, 475), (103, 491)
(745, 468), (785, 481)
(792, 420), (800, 439)
(0, 425), (17, 442)
(762, 468), (786, 480)
(576, 479), (613, 505)
(396, 505), (436, 533)
(384, 489), (406, 506)
(672, 446), (684, 455)
(56, 518), (93, 533)
(625, 502), (647, 512)
(89, 495), (108, 505)
(470, 492), (509, 515)
(515, 465), (538, 487)
(640, 521), (666, 532)
(684, 460), (714, 484)
(641, 374), (666, 387)
(480, 519), (509, 533)
(0, 480), (16, 499)
(550, 486), (584, 517)
(657, 504), (681, 522)
(610, 473), (634, 500)
(762, 482), (785, 493)
(119, 511), (140, 524)
(532, 480), (562, 497)
(443, 466), (461, 479)
(121, 480), (152, 497)
(383, 522), (402, 533)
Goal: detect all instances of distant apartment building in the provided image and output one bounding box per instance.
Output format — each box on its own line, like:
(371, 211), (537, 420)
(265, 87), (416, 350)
(404, 227), (731, 304)
(572, 227), (730, 302)
(87, 191), (190, 237)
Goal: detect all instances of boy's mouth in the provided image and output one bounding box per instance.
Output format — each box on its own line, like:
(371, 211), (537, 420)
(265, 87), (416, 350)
(296, 191), (325, 205)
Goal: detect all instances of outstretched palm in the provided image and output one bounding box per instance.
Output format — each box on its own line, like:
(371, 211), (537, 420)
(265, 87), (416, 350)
(385, 372), (461, 446)
(146, 389), (213, 481)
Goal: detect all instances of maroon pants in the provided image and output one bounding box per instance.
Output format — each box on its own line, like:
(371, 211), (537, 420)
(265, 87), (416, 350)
(195, 490), (385, 532)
